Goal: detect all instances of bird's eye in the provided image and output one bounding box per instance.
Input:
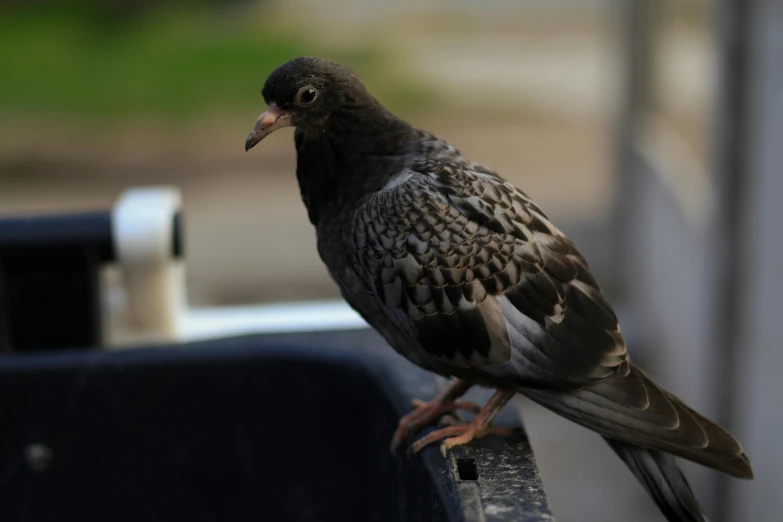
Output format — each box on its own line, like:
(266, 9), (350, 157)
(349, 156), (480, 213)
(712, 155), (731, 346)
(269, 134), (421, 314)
(297, 86), (318, 106)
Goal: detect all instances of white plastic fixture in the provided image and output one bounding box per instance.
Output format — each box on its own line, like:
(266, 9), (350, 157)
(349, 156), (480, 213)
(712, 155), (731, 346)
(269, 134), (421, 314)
(111, 186), (185, 344)
(181, 300), (367, 342)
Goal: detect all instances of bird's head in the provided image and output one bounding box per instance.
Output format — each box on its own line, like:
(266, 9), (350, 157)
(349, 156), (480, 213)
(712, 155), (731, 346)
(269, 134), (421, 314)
(244, 57), (371, 151)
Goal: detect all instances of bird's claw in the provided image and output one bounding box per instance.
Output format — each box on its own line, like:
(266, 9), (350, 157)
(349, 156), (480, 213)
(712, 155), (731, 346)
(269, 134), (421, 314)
(390, 398), (481, 453)
(439, 425), (514, 457)
(406, 422), (514, 456)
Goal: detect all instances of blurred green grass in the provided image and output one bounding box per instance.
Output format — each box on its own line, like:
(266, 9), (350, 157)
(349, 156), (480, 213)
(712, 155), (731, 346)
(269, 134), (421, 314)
(0, 3), (431, 122)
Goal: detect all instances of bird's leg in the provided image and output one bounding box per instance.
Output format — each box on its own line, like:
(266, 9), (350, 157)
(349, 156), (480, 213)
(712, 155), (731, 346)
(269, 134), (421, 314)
(390, 378), (479, 453)
(409, 389), (517, 456)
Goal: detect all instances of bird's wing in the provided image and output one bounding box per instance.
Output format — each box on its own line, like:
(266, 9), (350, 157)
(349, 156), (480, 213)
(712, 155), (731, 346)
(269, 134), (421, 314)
(349, 160), (626, 390)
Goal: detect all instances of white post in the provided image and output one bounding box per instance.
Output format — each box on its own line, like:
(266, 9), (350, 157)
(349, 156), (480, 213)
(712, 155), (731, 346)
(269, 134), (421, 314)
(110, 187), (186, 345)
(723, 1), (783, 519)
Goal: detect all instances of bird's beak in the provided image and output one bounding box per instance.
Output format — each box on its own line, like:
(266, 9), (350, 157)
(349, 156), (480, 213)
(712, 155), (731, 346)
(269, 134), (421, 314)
(244, 104), (292, 151)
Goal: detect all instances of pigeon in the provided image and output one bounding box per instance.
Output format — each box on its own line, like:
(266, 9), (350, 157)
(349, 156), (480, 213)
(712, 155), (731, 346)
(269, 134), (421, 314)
(245, 57), (752, 522)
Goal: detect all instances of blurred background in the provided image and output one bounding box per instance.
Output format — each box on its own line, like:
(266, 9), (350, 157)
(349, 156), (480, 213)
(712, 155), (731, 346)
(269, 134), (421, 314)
(0, 0), (779, 521)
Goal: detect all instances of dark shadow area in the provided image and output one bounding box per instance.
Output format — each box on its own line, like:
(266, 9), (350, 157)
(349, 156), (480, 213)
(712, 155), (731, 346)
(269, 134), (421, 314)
(0, 340), (451, 522)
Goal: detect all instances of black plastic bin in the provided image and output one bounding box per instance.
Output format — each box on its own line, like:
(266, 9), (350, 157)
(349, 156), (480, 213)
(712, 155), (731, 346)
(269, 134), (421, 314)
(0, 330), (552, 522)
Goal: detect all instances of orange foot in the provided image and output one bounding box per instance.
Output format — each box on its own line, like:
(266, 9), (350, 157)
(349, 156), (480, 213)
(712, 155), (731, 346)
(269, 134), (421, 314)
(390, 379), (477, 453)
(409, 389), (517, 456)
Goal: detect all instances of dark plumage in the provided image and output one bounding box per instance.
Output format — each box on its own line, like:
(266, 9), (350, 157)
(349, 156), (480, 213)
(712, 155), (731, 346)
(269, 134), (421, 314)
(245, 57), (752, 521)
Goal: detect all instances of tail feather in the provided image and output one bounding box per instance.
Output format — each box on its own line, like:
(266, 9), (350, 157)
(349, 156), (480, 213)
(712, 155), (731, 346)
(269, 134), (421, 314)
(521, 362), (753, 479)
(606, 438), (706, 522)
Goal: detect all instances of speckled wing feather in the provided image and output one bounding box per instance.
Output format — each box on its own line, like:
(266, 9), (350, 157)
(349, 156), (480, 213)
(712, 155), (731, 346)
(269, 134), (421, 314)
(349, 144), (626, 390)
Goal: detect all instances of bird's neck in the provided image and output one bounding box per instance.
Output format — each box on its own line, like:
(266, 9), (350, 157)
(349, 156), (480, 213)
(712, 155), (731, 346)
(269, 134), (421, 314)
(322, 102), (416, 156)
(295, 103), (416, 225)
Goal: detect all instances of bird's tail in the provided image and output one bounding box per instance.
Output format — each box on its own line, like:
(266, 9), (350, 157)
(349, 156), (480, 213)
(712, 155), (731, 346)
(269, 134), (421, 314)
(605, 437), (706, 522)
(521, 362), (753, 478)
